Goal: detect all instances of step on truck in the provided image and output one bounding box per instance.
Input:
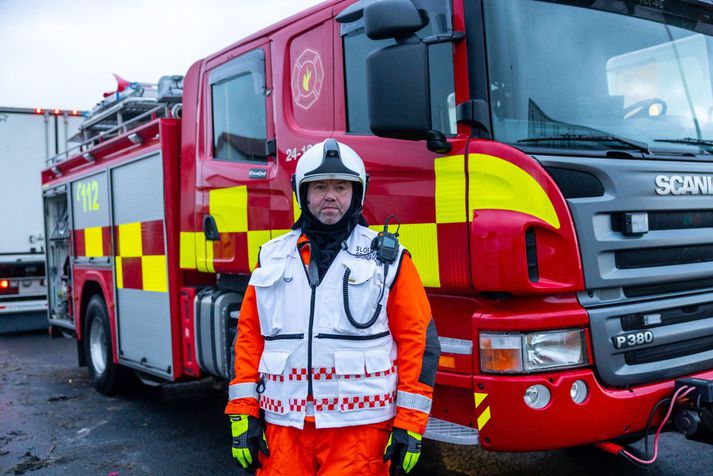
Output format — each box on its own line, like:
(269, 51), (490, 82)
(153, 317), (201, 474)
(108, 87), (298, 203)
(0, 106), (83, 333)
(41, 0), (713, 462)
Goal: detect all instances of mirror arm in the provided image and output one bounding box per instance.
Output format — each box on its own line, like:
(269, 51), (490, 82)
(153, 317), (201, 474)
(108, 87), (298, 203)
(457, 100), (492, 139)
(423, 31), (465, 45)
(426, 130), (452, 154)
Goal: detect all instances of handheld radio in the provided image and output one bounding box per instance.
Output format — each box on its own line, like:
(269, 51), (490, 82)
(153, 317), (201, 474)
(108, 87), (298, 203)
(371, 215), (400, 264)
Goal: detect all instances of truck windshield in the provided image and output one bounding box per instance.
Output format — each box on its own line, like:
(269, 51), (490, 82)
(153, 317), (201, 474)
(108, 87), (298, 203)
(482, 0), (713, 154)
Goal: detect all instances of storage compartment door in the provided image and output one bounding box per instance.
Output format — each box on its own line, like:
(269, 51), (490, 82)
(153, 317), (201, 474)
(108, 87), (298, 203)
(111, 153), (173, 378)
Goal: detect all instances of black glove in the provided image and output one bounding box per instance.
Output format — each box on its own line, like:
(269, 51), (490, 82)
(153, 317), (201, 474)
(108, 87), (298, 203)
(383, 427), (422, 475)
(230, 414), (269, 474)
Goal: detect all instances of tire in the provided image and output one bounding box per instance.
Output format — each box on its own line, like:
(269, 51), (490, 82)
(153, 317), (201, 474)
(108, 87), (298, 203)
(84, 295), (130, 395)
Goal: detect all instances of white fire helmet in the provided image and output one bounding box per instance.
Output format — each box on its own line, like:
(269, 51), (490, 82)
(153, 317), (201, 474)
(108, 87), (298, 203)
(292, 139), (369, 210)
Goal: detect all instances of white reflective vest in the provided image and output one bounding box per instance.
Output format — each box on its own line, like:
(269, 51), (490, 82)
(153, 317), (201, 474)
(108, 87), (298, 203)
(249, 225), (405, 429)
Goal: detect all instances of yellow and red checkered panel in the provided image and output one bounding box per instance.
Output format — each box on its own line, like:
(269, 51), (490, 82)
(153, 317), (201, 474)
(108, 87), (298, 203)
(114, 219), (167, 293)
(74, 226), (113, 257)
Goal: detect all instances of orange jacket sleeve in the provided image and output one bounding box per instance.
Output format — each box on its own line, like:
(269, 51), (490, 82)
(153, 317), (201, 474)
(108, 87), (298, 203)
(224, 283), (264, 417)
(387, 252), (441, 435)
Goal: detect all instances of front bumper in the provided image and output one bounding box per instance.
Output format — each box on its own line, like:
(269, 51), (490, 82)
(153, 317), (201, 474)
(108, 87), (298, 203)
(472, 367), (713, 451)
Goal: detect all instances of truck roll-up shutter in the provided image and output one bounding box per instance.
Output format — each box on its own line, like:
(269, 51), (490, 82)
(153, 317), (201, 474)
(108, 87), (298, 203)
(111, 152), (173, 379)
(71, 171), (111, 263)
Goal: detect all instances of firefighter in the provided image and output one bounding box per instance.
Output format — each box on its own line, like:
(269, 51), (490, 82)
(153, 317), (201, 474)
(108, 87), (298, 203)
(225, 139), (440, 475)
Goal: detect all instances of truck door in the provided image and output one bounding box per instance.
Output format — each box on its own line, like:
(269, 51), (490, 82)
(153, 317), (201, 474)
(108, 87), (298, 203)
(196, 43), (276, 274)
(331, 1), (469, 292)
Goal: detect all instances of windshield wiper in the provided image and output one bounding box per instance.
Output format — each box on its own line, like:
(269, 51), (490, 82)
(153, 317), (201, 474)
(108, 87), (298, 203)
(517, 134), (650, 154)
(654, 138), (713, 153)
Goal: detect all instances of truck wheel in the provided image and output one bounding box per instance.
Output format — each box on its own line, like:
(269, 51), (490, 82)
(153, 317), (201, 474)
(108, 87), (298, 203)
(84, 295), (129, 395)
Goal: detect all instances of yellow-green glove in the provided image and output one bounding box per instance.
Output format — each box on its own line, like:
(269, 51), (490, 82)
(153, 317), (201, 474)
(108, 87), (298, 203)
(383, 427), (422, 474)
(230, 414), (269, 473)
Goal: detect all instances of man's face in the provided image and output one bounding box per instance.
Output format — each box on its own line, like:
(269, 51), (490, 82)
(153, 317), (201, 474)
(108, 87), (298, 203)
(306, 179), (354, 225)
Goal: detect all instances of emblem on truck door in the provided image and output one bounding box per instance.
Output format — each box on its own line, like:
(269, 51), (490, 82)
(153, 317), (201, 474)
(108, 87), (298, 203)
(292, 49), (324, 110)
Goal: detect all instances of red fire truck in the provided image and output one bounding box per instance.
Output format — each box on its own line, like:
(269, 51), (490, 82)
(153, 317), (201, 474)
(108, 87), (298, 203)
(41, 0), (713, 458)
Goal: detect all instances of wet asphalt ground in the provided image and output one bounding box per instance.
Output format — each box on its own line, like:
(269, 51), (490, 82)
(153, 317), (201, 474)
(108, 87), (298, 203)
(1, 331), (713, 475)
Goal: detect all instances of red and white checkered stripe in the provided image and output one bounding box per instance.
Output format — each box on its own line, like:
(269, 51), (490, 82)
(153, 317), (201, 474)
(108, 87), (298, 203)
(312, 367), (336, 381)
(288, 368), (309, 381)
(265, 364), (398, 383)
(311, 364), (398, 381)
(263, 373), (284, 382)
(341, 392), (396, 411)
(314, 397), (340, 412)
(259, 396), (285, 414)
(289, 398), (307, 412)
(342, 364), (398, 380)
(314, 393), (396, 412)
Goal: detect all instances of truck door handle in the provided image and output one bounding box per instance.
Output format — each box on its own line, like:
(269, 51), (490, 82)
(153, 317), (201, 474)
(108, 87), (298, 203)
(203, 215), (220, 241)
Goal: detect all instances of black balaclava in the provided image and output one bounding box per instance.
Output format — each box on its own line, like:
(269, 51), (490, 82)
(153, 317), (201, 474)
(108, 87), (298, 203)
(292, 182), (367, 280)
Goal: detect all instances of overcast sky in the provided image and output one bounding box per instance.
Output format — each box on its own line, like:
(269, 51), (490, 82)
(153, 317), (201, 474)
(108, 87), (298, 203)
(0, 0), (324, 111)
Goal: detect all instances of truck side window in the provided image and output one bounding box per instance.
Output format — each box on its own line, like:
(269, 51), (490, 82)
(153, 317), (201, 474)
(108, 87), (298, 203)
(341, 2), (456, 135)
(210, 49), (268, 162)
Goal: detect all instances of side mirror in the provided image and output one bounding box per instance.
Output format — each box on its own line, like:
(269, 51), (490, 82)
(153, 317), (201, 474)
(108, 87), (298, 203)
(364, 0), (450, 152)
(366, 40), (431, 140)
(363, 0), (424, 40)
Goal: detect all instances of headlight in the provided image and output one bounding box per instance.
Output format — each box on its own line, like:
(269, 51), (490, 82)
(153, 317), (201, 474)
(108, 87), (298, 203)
(480, 329), (587, 373)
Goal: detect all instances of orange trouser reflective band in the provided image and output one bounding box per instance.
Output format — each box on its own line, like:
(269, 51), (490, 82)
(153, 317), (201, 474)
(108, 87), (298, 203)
(257, 420), (392, 476)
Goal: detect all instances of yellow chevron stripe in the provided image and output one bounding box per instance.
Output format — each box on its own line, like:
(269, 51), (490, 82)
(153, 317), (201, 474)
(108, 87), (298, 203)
(435, 155), (466, 224)
(468, 153), (559, 229)
(477, 406), (491, 430)
(141, 255), (168, 292)
(179, 232), (197, 270)
(84, 226), (104, 257)
(115, 257), (123, 289)
(210, 186), (248, 233)
(118, 222), (142, 257)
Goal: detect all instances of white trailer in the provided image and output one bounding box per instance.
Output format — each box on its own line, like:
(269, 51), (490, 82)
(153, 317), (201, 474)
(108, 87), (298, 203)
(0, 107), (83, 332)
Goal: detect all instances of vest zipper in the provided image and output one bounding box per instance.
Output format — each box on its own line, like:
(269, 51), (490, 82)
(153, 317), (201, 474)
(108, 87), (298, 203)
(307, 285), (316, 397)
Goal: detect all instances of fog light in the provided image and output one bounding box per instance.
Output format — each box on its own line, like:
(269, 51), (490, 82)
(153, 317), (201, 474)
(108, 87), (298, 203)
(524, 384), (551, 409)
(570, 380), (588, 404)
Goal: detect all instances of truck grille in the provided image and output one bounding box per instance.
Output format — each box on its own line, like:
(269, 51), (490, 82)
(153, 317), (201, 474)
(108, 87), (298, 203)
(615, 244), (713, 269)
(537, 155), (713, 386)
(625, 334), (713, 366)
(623, 277), (713, 298)
(611, 210), (713, 231)
(588, 292), (713, 386)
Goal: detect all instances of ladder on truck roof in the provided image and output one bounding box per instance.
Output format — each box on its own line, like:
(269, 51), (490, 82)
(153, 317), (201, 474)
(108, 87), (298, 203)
(47, 75), (183, 166)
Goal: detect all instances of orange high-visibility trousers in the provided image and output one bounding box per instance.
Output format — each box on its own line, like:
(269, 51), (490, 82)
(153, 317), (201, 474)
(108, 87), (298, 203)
(257, 420), (392, 476)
